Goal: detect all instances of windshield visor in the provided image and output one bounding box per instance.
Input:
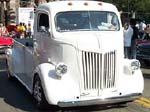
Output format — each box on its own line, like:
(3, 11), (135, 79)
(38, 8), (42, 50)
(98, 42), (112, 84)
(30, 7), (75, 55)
(55, 11), (120, 32)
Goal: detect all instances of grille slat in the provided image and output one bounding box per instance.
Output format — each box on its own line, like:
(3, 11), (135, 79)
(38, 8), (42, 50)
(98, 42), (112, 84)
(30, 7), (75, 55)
(92, 53), (95, 89)
(82, 52), (86, 90)
(89, 52), (92, 89)
(82, 51), (116, 91)
(95, 53), (98, 89)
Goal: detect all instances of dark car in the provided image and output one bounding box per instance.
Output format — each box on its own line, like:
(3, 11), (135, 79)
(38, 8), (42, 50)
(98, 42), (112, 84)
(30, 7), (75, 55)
(136, 42), (150, 67)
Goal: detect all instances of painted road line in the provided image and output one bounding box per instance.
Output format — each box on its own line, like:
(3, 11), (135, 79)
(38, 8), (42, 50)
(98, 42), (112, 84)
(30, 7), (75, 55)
(135, 97), (150, 108)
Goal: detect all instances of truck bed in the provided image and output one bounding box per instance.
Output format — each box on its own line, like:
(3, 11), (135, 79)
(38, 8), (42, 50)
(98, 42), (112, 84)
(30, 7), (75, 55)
(14, 38), (33, 48)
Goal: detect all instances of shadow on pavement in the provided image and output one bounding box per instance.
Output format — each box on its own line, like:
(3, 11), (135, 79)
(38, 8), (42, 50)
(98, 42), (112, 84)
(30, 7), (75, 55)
(0, 71), (40, 112)
(0, 58), (40, 112)
(143, 74), (150, 79)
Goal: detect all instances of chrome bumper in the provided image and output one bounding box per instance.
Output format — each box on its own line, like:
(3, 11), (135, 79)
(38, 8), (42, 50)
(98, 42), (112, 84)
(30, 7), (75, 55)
(58, 93), (141, 107)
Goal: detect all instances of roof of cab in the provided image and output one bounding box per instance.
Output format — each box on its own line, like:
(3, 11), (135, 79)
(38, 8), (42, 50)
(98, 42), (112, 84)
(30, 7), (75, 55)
(37, 0), (119, 14)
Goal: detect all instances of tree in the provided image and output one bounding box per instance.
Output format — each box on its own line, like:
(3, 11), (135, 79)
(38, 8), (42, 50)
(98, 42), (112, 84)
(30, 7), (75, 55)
(104, 0), (150, 22)
(104, 0), (150, 12)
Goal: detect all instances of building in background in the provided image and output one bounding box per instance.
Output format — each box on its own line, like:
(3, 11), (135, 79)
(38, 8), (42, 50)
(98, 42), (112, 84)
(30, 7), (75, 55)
(0, 0), (20, 25)
(0, 0), (51, 25)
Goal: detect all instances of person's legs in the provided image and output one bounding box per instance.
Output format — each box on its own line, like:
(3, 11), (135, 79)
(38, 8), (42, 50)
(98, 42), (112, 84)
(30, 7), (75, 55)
(124, 47), (128, 58)
(142, 32), (146, 40)
(131, 39), (137, 59)
(124, 47), (131, 59)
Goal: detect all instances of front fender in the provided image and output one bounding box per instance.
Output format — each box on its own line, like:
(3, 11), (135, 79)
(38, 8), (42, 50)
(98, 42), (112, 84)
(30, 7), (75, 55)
(33, 63), (80, 105)
(118, 59), (144, 95)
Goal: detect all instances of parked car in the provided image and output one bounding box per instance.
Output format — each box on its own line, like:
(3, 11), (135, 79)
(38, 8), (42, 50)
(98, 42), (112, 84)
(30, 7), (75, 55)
(0, 36), (13, 54)
(136, 42), (150, 67)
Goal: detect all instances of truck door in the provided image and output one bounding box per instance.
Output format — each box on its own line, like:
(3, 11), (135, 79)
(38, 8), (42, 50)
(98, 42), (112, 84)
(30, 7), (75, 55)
(24, 39), (34, 89)
(33, 12), (50, 63)
(11, 39), (25, 82)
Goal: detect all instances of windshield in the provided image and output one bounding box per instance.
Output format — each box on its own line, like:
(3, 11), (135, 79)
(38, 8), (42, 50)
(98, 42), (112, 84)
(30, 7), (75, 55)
(55, 11), (120, 32)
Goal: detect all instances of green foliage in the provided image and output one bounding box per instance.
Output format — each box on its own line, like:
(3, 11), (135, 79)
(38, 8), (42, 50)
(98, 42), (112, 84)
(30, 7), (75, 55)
(104, 0), (150, 12)
(104, 0), (150, 22)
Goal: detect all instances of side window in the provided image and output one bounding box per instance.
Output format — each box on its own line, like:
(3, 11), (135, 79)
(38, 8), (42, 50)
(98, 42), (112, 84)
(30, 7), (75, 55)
(37, 13), (49, 32)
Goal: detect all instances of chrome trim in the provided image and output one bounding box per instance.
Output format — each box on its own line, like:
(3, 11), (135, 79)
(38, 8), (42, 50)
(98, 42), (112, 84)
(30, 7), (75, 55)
(81, 51), (116, 90)
(58, 93), (141, 107)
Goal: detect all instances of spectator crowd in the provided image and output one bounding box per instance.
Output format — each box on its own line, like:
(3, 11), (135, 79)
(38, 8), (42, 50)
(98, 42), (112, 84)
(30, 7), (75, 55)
(124, 18), (150, 59)
(0, 22), (32, 38)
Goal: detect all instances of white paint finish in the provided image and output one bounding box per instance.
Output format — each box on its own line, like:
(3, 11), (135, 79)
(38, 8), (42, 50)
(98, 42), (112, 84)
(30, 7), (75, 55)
(6, 1), (144, 107)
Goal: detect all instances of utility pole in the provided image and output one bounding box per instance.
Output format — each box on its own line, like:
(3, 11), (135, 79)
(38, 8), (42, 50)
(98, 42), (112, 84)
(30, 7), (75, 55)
(5, 0), (10, 25)
(0, 0), (5, 23)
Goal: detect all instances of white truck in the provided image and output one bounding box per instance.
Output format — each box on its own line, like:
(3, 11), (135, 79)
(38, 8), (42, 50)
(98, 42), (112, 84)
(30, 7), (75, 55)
(6, 0), (144, 109)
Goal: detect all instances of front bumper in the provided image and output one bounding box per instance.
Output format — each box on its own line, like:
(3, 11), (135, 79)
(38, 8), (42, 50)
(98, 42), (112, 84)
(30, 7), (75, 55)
(58, 93), (141, 107)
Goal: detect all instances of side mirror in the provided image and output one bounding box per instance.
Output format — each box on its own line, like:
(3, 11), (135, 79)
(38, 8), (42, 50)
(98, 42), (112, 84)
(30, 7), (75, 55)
(40, 26), (51, 36)
(40, 26), (47, 32)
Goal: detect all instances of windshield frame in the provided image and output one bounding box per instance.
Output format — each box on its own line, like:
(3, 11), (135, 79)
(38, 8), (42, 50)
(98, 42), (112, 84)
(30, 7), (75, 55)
(54, 11), (120, 32)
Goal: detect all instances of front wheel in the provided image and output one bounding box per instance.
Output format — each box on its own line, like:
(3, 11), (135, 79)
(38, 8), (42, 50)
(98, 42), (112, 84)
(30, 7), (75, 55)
(33, 75), (49, 109)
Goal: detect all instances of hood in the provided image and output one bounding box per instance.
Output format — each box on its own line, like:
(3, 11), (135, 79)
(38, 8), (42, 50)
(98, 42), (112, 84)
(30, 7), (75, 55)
(55, 31), (123, 52)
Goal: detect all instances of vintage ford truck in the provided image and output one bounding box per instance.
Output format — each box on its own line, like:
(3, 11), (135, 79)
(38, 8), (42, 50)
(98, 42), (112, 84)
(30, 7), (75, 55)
(6, 0), (144, 109)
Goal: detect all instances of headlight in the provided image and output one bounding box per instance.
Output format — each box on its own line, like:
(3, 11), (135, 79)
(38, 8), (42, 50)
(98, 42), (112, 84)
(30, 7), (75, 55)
(5, 48), (12, 55)
(123, 59), (141, 75)
(131, 60), (141, 71)
(55, 63), (67, 76)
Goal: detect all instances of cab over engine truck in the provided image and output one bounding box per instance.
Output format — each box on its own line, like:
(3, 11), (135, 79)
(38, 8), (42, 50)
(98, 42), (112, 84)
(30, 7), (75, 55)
(6, 0), (144, 109)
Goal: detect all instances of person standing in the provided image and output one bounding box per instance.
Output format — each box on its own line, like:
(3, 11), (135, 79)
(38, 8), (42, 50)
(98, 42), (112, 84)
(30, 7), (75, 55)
(138, 20), (146, 39)
(130, 19), (139, 59)
(27, 23), (32, 38)
(17, 22), (26, 38)
(0, 23), (8, 36)
(145, 24), (150, 40)
(0, 23), (3, 36)
(124, 21), (133, 59)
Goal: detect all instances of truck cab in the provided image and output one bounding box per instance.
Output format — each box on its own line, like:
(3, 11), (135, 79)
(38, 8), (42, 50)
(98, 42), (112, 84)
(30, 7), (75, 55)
(6, 0), (144, 109)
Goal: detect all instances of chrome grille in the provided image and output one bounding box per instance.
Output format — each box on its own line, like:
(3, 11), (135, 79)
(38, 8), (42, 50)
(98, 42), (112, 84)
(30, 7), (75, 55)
(82, 51), (116, 90)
